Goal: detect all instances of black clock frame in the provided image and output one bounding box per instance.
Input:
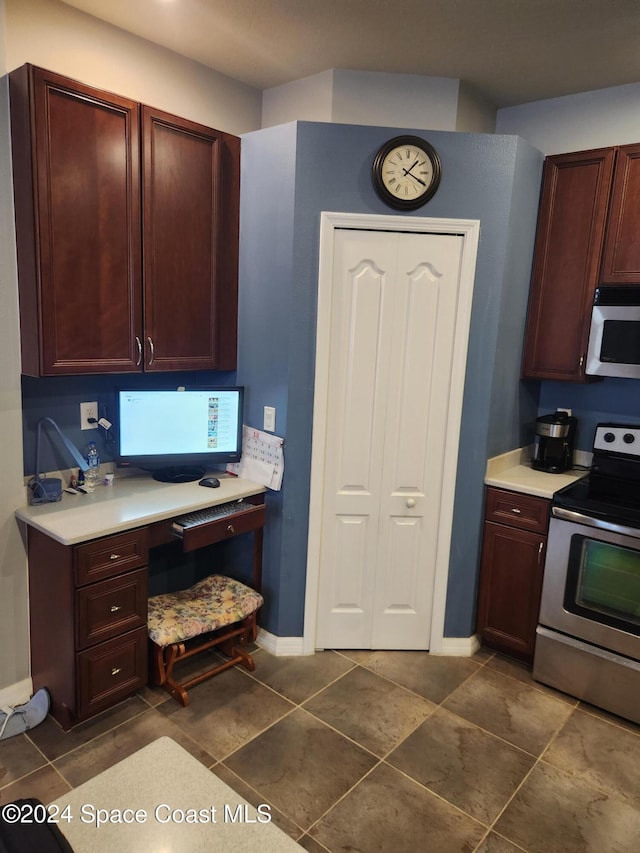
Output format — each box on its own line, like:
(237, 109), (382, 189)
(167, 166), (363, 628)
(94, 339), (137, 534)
(372, 135), (442, 210)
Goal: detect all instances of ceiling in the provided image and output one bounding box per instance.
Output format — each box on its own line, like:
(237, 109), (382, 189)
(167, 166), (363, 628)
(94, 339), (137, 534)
(60, 0), (640, 108)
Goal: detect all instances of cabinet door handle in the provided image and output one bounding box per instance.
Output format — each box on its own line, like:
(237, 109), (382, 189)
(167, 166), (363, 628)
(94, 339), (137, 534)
(110, 604), (122, 613)
(109, 554), (121, 561)
(147, 336), (155, 365)
(227, 524), (235, 534)
(135, 336), (142, 366)
(538, 541), (544, 564)
(111, 667), (121, 677)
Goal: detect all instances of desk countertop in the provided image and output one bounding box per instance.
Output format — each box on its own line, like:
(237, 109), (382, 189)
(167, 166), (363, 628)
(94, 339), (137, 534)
(15, 475), (266, 545)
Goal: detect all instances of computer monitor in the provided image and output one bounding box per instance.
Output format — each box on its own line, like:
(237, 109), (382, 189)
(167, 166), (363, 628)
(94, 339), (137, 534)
(116, 386), (244, 483)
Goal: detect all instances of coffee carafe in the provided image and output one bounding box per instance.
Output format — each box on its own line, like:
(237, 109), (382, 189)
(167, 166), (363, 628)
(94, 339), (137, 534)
(531, 411), (577, 474)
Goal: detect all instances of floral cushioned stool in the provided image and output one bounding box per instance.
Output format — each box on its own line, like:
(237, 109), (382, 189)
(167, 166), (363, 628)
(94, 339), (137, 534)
(148, 574), (264, 706)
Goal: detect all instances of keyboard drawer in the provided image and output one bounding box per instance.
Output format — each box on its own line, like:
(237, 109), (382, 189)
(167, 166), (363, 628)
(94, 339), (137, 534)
(179, 504), (266, 552)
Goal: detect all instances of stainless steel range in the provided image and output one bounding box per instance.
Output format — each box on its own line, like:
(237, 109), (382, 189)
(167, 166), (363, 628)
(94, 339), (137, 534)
(534, 422), (640, 724)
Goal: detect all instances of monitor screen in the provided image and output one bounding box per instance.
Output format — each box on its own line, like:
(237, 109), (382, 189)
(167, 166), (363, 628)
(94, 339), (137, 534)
(116, 386), (244, 482)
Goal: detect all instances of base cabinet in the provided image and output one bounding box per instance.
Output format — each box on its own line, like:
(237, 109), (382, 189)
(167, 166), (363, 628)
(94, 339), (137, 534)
(476, 487), (549, 662)
(28, 527), (149, 729)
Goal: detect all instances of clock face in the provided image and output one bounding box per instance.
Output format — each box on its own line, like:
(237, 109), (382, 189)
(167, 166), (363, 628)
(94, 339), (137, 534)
(372, 136), (441, 210)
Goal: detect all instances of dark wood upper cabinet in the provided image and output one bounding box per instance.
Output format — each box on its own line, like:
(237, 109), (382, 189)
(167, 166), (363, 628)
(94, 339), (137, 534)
(522, 148), (616, 382)
(142, 107), (238, 372)
(601, 143), (640, 283)
(9, 65), (239, 376)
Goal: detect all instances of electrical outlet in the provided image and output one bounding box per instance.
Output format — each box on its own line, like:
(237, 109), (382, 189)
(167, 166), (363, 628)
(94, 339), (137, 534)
(556, 407), (572, 417)
(264, 406), (276, 432)
(80, 401), (98, 430)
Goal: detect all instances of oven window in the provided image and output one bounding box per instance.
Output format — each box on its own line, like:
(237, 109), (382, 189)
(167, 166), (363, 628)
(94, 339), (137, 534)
(601, 320), (640, 364)
(566, 537), (640, 633)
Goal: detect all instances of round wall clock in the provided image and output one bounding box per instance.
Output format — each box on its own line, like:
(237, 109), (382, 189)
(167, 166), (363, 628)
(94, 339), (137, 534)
(372, 135), (442, 210)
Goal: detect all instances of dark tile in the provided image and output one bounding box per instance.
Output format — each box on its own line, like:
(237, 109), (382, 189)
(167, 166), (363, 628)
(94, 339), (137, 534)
(249, 650), (355, 704)
(53, 708), (215, 787)
(388, 707), (535, 823)
(476, 832), (524, 853)
(26, 695), (150, 761)
(442, 666), (572, 755)
(303, 666), (435, 755)
(0, 733), (47, 790)
(297, 835), (330, 852)
(0, 765), (70, 806)
(224, 708), (377, 830)
(362, 650), (480, 703)
(544, 708), (640, 809)
(311, 762), (485, 853)
(213, 763), (303, 840)
(496, 761), (640, 852)
(487, 653), (579, 705)
(158, 665), (294, 758)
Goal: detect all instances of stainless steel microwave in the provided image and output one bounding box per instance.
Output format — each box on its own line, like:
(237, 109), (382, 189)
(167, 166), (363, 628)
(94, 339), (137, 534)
(586, 286), (640, 379)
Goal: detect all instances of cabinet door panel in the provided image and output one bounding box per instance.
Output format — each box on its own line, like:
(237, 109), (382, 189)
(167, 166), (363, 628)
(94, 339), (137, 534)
(522, 148), (615, 381)
(476, 521), (546, 661)
(601, 144), (640, 283)
(12, 66), (142, 375)
(142, 107), (238, 371)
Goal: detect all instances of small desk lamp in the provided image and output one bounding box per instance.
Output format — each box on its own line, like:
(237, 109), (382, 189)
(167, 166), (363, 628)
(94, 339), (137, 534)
(29, 417), (90, 505)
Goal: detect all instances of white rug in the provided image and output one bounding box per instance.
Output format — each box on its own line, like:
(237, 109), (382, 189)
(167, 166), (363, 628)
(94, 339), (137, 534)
(51, 736), (303, 852)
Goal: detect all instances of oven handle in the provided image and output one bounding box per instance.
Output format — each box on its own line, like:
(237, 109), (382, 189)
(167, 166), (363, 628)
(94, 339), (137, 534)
(552, 506), (640, 539)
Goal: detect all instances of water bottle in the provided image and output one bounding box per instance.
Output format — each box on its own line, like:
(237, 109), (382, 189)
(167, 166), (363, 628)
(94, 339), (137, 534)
(85, 441), (100, 491)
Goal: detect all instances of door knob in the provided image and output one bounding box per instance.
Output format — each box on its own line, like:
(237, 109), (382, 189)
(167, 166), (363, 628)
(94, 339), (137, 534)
(406, 498), (416, 508)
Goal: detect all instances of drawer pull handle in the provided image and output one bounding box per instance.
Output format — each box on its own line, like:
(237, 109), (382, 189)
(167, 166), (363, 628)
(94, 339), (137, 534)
(109, 554), (121, 561)
(110, 604), (122, 613)
(510, 508), (521, 514)
(227, 524), (235, 534)
(111, 667), (121, 677)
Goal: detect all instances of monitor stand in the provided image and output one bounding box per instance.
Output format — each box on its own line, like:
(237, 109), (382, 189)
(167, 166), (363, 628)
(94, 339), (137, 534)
(152, 466), (206, 484)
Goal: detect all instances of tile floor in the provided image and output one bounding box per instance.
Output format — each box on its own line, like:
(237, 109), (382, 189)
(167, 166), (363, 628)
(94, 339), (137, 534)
(2, 646), (640, 852)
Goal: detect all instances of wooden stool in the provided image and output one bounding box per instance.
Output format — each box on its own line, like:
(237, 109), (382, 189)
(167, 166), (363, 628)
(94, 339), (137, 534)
(148, 574), (264, 706)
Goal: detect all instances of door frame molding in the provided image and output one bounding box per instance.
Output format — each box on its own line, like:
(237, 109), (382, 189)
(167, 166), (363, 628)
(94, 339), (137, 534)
(304, 211), (480, 655)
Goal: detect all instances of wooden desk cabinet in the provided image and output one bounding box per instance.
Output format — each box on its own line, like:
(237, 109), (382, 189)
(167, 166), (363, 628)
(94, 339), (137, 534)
(26, 495), (265, 729)
(476, 487), (550, 663)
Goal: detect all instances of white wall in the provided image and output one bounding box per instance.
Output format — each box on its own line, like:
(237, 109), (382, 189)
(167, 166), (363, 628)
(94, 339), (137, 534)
(5, 0), (262, 135)
(0, 0), (31, 702)
(496, 82), (640, 155)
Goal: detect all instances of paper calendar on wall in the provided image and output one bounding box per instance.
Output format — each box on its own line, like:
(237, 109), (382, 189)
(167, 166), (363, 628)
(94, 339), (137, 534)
(227, 425), (284, 490)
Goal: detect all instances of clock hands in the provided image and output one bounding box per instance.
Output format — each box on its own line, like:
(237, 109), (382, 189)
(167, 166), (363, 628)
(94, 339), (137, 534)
(402, 158), (427, 187)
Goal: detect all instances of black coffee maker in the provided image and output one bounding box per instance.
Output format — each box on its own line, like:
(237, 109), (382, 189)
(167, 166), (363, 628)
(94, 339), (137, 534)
(531, 411), (577, 473)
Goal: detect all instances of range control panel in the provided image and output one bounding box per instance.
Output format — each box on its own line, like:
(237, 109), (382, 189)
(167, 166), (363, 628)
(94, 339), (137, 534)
(593, 423), (640, 457)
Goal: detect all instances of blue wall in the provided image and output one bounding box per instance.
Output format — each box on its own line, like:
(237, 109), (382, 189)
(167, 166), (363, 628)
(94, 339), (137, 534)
(538, 379), (640, 451)
(238, 121), (545, 639)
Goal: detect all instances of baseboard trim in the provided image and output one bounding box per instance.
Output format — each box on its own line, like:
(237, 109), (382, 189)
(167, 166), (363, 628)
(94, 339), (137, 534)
(433, 635), (481, 657)
(257, 629), (306, 656)
(0, 678), (33, 708)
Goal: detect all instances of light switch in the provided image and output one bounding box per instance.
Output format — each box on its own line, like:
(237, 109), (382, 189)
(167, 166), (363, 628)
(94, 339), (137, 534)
(264, 406), (276, 432)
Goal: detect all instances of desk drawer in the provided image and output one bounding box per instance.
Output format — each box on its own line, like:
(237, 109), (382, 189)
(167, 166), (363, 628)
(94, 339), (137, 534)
(76, 568), (148, 650)
(76, 627), (147, 720)
(485, 487), (550, 534)
(180, 504), (266, 553)
(75, 529), (149, 586)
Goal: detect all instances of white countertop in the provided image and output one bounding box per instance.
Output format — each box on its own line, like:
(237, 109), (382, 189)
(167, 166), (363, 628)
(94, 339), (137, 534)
(15, 474), (266, 545)
(485, 447), (590, 499)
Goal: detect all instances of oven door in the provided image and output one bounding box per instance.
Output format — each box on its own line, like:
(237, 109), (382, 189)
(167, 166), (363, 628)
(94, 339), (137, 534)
(539, 508), (640, 661)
